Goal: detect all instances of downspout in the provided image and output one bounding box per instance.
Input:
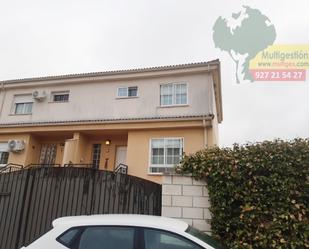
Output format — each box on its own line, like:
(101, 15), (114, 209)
(203, 67), (212, 149)
(203, 119), (208, 148)
(0, 82), (6, 119)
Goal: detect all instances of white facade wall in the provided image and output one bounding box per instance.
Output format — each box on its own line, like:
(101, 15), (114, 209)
(162, 175), (211, 233)
(0, 73), (213, 123)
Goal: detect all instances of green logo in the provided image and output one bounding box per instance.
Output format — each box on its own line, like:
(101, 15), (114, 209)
(213, 6), (276, 83)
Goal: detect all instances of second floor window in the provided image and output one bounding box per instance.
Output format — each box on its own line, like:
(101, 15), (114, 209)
(15, 103), (33, 114)
(117, 86), (138, 98)
(52, 91), (70, 102)
(160, 83), (188, 106)
(13, 94), (33, 115)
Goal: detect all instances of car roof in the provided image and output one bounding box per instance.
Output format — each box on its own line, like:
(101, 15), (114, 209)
(53, 214), (189, 233)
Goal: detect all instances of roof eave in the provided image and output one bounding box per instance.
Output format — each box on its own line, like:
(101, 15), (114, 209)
(0, 114), (214, 128)
(0, 60), (220, 86)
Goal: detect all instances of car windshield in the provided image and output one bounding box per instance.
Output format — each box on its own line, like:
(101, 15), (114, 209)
(185, 226), (226, 249)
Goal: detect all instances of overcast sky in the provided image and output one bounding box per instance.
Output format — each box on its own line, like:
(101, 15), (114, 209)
(0, 0), (308, 146)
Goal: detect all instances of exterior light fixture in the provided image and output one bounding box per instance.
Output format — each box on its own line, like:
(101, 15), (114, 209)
(105, 139), (111, 145)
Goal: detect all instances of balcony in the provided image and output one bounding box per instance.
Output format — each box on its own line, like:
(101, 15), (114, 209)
(3, 131), (128, 174)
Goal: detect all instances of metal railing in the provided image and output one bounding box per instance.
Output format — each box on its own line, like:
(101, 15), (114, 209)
(0, 163), (23, 173)
(0, 163), (129, 174)
(63, 163), (94, 168)
(24, 163), (61, 169)
(114, 163), (128, 174)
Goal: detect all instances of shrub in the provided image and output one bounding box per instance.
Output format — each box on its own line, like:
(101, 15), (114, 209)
(177, 139), (309, 249)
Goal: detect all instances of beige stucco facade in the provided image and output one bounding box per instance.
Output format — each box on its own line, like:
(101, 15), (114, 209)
(127, 127), (206, 183)
(0, 61), (222, 183)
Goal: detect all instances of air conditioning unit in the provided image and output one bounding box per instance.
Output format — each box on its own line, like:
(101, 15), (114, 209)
(7, 140), (25, 152)
(32, 90), (47, 101)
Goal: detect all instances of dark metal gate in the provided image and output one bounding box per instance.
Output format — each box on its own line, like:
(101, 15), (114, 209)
(0, 167), (162, 249)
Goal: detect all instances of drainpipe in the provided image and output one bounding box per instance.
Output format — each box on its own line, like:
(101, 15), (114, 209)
(0, 83), (6, 119)
(203, 119), (208, 148)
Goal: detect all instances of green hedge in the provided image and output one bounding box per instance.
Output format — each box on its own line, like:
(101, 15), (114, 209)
(177, 139), (309, 249)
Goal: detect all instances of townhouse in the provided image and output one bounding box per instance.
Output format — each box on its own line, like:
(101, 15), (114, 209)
(0, 60), (222, 183)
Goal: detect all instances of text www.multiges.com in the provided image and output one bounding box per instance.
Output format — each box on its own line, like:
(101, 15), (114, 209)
(257, 61), (309, 68)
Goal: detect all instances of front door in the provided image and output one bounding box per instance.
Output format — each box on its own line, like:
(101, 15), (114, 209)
(39, 144), (57, 165)
(115, 146), (127, 168)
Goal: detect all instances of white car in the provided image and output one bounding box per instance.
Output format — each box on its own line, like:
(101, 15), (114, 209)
(21, 214), (225, 249)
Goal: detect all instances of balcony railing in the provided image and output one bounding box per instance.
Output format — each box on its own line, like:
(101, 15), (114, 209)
(0, 163), (23, 173)
(63, 163), (94, 168)
(114, 163), (128, 174)
(0, 163), (129, 175)
(25, 163), (61, 169)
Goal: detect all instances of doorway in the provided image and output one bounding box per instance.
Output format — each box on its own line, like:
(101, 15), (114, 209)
(115, 146), (127, 169)
(39, 144), (57, 165)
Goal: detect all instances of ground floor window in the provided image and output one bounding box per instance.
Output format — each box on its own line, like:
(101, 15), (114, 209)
(149, 138), (183, 173)
(92, 144), (102, 169)
(0, 142), (9, 167)
(0, 152), (9, 165)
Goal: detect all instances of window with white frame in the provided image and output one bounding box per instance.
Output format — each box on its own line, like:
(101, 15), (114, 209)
(150, 138), (183, 173)
(13, 95), (33, 115)
(160, 83), (187, 106)
(117, 86), (138, 98)
(52, 91), (70, 102)
(0, 142), (9, 167)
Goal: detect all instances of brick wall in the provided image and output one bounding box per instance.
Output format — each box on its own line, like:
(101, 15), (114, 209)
(162, 175), (211, 233)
